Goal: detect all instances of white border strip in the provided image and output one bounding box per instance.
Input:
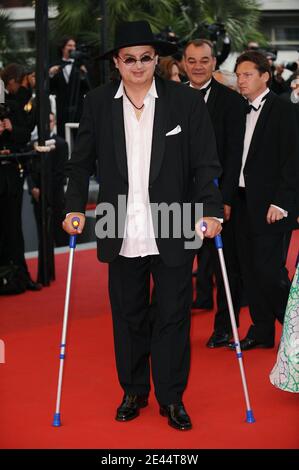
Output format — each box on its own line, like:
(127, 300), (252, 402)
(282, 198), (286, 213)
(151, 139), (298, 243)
(25, 241), (97, 259)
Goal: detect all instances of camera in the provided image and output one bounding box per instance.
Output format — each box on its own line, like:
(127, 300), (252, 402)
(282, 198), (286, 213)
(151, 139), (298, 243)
(69, 44), (90, 66)
(282, 61), (298, 72)
(264, 51), (298, 72)
(155, 27), (180, 45)
(204, 22), (226, 42)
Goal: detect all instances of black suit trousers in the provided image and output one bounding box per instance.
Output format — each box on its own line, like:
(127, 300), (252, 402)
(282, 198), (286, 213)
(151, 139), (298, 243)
(108, 254), (193, 405)
(0, 165), (26, 270)
(234, 191), (291, 343)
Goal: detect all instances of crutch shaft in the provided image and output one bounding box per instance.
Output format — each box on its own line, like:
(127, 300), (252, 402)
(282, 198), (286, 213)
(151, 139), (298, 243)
(200, 219), (255, 422)
(54, 246), (75, 414)
(53, 219), (79, 427)
(217, 244), (254, 417)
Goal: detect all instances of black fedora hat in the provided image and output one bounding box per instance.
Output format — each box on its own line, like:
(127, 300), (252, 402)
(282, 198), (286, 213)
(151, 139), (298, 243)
(101, 20), (177, 59)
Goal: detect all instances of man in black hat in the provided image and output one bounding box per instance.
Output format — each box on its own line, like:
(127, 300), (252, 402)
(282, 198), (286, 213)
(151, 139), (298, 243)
(63, 20), (223, 431)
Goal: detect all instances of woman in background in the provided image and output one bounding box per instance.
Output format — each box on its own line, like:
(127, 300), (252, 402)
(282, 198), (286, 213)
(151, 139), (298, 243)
(157, 57), (181, 82)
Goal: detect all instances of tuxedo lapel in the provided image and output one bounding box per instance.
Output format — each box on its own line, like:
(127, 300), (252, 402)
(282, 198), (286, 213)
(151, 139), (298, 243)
(206, 78), (218, 116)
(245, 91), (275, 167)
(112, 96), (128, 182)
(149, 78), (167, 184)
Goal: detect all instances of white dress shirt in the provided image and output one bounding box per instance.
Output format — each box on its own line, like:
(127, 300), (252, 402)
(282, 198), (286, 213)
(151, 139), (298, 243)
(62, 58), (74, 83)
(115, 79), (159, 258)
(239, 88), (287, 216)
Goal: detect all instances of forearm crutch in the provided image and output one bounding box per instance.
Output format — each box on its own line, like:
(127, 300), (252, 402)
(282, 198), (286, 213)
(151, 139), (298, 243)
(201, 218), (255, 424)
(52, 216), (80, 427)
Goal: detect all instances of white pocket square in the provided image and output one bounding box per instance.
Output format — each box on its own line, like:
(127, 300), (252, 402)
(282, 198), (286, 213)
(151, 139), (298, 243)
(166, 125), (182, 136)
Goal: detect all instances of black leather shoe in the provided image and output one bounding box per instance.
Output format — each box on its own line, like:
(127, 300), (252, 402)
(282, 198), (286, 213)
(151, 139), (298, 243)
(115, 394), (148, 422)
(160, 402), (192, 431)
(26, 279), (42, 291)
(192, 300), (213, 310)
(206, 331), (232, 348)
(228, 337), (274, 351)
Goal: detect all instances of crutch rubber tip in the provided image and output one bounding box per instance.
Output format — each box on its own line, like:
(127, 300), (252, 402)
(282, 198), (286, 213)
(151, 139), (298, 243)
(246, 410), (256, 423)
(52, 413), (62, 427)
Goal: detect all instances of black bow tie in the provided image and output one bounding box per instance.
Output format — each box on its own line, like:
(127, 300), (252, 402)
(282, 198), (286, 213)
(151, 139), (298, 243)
(200, 81), (212, 96)
(245, 94), (267, 114)
(246, 103), (261, 114)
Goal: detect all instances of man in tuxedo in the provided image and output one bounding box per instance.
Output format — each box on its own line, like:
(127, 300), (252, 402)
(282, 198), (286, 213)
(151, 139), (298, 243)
(49, 36), (90, 138)
(228, 50), (299, 351)
(62, 21), (223, 430)
(183, 39), (246, 348)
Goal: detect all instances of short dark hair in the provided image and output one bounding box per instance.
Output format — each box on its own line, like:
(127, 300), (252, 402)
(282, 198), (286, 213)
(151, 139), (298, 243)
(59, 36), (76, 54)
(183, 39), (216, 58)
(235, 50), (272, 86)
(0, 63), (25, 86)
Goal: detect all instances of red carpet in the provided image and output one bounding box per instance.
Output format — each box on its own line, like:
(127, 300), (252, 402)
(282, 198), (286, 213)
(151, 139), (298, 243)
(0, 232), (298, 449)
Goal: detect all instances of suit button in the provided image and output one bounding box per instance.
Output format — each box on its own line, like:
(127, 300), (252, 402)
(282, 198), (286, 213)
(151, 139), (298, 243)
(149, 184), (152, 189)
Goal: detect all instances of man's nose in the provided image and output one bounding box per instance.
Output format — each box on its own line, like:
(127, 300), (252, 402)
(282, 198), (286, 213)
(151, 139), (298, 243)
(135, 60), (143, 70)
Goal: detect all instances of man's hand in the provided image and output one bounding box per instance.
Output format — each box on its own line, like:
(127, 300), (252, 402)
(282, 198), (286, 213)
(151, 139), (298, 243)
(3, 119), (12, 132)
(223, 204), (231, 222)
(49, 65), (60, 76)
(80, 65), (88, 74)
(62, 212), (85, 235)
(195, 217), (222, 239)
(31, 187), (40, 202)
(266, 206), (284, 224)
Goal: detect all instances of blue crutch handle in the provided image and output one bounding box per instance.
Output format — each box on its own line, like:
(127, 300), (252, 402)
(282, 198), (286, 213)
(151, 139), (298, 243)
(69, 216), (80, 248)
(215, 234), (223, 249)
(69, 235), (77, 248)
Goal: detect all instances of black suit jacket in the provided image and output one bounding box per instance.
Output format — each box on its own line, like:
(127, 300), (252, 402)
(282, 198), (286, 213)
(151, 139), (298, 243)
(206, 78), (246, 205)
(0, 98), (31, 153)
(65, 76), (223, 266)
(241, 91), (299, 234)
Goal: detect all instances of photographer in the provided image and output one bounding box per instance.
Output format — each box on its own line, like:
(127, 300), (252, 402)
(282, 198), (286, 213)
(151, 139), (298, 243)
(265, 51), (290, 95)
(0, 64), (41, 291)
(205, 23), (231, 69)
(6, 66), (37, 133)
(49, 36), (91, 138)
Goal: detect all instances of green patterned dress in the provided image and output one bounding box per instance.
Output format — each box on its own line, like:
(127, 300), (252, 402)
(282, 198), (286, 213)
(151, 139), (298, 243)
(270, 256), (299, 393)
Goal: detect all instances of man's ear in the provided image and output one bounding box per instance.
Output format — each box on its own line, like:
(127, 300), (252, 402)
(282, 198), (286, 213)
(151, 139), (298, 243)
(212, 56), (217, 72)
(263, 71), (270, 84)
(113, 56), (118, 68)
